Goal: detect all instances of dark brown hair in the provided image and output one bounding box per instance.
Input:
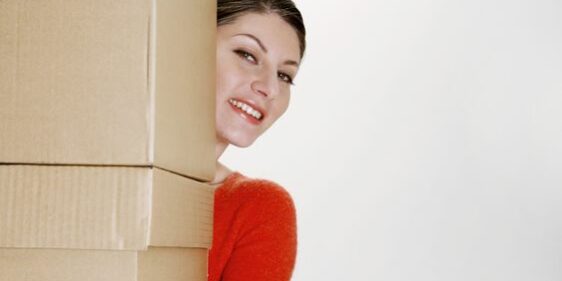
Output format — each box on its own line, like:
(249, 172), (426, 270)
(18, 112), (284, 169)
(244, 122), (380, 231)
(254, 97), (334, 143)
(217, 0), (306, 58)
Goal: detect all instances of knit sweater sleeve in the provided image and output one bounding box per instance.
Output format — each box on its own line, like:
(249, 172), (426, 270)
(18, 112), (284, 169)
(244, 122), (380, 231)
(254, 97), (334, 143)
(209, 176), (297, 281)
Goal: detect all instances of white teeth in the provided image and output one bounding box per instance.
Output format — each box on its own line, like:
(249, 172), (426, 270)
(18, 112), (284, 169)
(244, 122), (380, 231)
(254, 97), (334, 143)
(229, 99), (263, 120)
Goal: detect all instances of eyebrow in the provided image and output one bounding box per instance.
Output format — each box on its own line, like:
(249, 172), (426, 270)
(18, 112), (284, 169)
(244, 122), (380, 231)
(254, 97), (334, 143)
(234, 33), (300, 67)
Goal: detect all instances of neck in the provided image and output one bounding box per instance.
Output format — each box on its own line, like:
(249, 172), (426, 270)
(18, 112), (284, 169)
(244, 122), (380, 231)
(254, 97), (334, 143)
(215, 138), (229, 161)
(211, 139), (231, 185)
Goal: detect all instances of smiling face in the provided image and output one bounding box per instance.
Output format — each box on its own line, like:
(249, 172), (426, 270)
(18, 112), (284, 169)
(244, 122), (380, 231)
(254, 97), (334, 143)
(216, 12), (301, 148)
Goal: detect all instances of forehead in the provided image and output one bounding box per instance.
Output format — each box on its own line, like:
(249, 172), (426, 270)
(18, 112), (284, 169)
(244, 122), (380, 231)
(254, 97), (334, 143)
(218, 12), (301, 62)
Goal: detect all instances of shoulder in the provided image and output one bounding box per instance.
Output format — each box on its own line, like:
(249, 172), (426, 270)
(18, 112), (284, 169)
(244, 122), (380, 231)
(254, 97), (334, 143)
(215, 172), (296, 223)
(211, 173), (298, 281)
(217, 172), (295, 209)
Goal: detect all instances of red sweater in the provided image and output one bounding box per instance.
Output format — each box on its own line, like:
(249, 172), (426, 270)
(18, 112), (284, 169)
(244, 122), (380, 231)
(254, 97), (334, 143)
(208, 172), (297, 281)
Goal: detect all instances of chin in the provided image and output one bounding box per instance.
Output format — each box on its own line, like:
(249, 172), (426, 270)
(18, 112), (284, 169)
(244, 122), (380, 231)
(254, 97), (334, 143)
(229, 136), (257, 148)
(218, 129), (260, 148)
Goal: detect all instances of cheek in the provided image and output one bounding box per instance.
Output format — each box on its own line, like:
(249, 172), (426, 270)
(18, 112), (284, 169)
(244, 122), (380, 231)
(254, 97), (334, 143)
(216, 59), (248, 102)
(215, 77), (227, 103)
(280, 94), (291, 115)
(270, 93), (291, 122)
(216, 61), (230, 100)
(216, 67), (237, 102)
(216, 49), (238, 99)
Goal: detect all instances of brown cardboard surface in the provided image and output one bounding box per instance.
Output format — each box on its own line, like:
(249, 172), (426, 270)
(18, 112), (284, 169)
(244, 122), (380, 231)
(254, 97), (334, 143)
(153, 0), (216, 181)
(0, 248), (137, 281)
(0, 247), (208, 281)
(151, 168), (213, 248)
(0, 0), (216, 181)
(0, 165), (214, 250)
(138, 247), (208, 281)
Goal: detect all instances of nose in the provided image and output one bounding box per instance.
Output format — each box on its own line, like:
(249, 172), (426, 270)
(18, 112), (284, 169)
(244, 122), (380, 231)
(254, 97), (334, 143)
(250, 71), (278, 99)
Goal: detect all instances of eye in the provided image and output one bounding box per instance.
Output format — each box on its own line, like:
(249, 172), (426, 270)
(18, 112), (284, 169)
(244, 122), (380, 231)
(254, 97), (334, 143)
(234, 49), (257, 64)
(278, 72), (294, 85)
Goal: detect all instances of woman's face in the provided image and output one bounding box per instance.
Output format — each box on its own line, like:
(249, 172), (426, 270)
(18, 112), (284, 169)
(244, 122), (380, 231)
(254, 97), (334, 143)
(216, 12), (301, 148)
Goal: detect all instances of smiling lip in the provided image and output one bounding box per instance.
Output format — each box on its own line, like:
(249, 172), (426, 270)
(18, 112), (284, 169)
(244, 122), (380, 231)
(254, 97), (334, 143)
(228, 98), (266, 125)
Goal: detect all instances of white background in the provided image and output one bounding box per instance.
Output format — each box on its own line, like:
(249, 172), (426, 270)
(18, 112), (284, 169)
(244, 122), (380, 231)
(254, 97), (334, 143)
(221, 0), (562, 280)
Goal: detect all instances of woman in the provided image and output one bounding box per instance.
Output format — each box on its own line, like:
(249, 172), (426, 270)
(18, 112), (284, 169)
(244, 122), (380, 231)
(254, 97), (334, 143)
(209, 0), (306, 280)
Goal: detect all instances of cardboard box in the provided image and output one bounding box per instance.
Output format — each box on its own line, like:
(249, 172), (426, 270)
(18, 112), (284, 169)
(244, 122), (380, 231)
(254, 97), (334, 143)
(0, 165), (214, 250)
(0, 0), (216, 181)
(0, 247), (208, 281)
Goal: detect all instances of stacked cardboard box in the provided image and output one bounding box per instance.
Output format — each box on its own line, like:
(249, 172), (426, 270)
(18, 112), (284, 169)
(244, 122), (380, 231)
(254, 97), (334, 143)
(0, 0), (216, 280)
